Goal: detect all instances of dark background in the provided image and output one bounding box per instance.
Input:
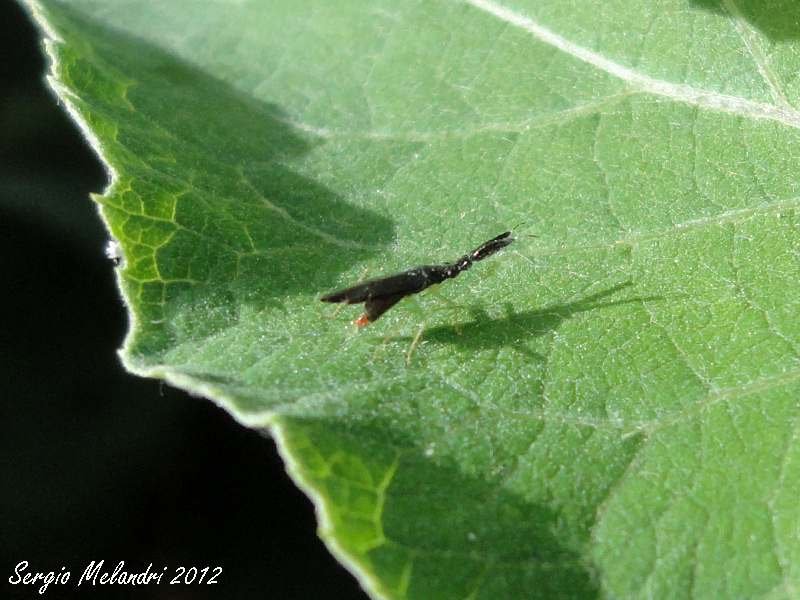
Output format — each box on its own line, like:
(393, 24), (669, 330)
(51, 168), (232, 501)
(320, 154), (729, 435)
(1, 2), (367, 598)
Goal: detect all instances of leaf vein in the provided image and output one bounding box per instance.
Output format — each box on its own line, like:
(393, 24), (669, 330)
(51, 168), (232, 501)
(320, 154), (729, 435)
(465, 0), (800, 128)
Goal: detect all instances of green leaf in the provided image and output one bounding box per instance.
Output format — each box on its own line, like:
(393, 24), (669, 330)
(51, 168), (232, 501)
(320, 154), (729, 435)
(24, 0), (800, 597)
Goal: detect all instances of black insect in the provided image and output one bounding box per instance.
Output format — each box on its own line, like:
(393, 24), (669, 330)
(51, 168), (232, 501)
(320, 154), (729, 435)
(321, 229), (528, 325)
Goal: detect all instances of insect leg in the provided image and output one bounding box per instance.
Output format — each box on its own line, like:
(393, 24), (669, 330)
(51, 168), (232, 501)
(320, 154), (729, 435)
(406, 325), (426, 363)
(370, 329), (398, 361)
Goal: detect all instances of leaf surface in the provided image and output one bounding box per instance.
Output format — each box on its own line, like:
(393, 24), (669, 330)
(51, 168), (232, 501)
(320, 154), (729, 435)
(25, 0), (800, 597)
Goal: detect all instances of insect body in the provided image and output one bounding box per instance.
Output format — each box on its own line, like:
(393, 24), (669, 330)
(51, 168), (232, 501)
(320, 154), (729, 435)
(321, 230), (521, 325)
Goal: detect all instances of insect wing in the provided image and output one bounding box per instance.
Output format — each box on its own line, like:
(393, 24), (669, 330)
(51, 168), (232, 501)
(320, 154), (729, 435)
(320, 279), (375, 304)
(321, 267), (430, 304)
(362, 293), (406, 323)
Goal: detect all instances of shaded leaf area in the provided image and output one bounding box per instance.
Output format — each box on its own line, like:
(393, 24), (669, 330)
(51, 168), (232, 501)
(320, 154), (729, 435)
(278, 417), (641, 600)
(28, 0), (800, 598)
(690, 0), (800, 41)
(42, 1), (396, 358)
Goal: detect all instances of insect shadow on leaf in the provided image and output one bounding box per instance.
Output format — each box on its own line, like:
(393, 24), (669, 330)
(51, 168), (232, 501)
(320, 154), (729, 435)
(413, 281), (681, 362)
